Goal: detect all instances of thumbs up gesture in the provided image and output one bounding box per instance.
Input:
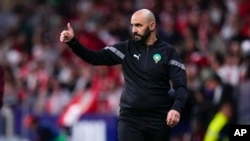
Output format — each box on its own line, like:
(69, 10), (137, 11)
(60, 23), (75, 42)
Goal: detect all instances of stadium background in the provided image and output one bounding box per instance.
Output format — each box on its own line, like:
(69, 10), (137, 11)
(0, 0), (250, 141)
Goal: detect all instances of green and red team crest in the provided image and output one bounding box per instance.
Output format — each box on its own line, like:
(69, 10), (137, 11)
(153, 54), (161, 63)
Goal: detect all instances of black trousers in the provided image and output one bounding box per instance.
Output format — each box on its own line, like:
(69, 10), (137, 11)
(118, 119), (171, 141)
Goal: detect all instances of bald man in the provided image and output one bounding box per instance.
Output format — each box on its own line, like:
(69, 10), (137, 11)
(60, 9), (188, 141)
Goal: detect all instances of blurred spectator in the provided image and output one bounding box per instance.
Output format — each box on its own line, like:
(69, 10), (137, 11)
(45, 77), (71, 115)
(236, 62), (250, 124)
(194, 70), (236, 140)
(203, 102), (233, 141)
(0, 65), (5, 135)
(218, 40), (242, 86)
(207, 51), (225, 75)
(23, 114), (67, 141)
(0, 65), (4, 108)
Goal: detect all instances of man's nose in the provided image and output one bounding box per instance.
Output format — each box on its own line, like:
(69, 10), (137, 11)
(132, 27), (137, 33)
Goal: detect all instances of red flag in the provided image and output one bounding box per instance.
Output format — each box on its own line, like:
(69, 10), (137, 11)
(58, 88), (99, 127)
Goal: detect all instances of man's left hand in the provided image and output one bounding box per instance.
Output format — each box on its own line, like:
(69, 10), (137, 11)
(166, 109), (180, 127)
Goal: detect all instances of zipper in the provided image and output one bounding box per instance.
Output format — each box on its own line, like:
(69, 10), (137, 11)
(144, 47), (149, 71)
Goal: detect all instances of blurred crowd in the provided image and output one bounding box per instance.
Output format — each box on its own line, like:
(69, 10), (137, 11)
(0, 0), (250, 141)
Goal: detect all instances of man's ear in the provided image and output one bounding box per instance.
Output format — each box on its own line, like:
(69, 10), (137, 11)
(149, 21), (156, 31)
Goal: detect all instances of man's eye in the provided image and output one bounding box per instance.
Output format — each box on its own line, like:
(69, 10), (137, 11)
(131, 23), (142, 28)
(135, 24), (142, 27)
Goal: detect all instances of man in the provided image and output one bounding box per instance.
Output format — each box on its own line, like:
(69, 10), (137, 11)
(60, 9), (188, 141)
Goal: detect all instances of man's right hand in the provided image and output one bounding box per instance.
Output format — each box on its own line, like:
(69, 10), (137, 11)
(60, 23), (74, 43)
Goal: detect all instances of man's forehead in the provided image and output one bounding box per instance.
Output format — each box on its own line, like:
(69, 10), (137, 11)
(131, 14), (147, 24)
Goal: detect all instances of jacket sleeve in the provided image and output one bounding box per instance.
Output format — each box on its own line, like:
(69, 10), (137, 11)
(66, 37), (125, 66)
(168, 47), (188, 113)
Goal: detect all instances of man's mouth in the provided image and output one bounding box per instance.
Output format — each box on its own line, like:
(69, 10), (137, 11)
(134, 34), (140, 38)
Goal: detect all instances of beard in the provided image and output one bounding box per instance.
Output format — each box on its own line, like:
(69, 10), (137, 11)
(133, 27), (151, 43)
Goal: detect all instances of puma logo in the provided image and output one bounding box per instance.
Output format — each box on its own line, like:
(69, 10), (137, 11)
(133, 54), (141, 60)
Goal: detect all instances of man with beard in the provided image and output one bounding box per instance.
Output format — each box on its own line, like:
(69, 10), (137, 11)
(60, 9), (188, 141)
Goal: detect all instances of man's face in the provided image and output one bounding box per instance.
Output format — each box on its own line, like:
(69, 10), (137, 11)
(131, 14), (152, 43)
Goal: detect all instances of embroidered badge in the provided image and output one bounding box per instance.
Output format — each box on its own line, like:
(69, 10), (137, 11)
(153, 54), (161, 63)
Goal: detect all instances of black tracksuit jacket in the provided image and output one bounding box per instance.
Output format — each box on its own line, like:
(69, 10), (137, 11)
(67, 37), (188, 121)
